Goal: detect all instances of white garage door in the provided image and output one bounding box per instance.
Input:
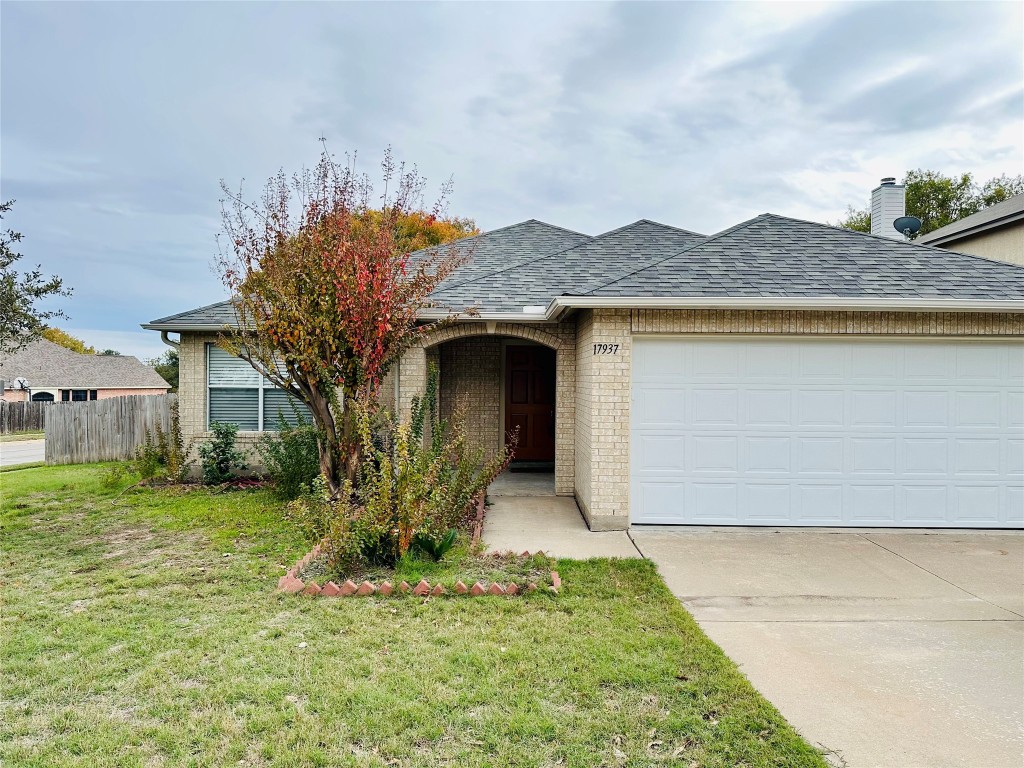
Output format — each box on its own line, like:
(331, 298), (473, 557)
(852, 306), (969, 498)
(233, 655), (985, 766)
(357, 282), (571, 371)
(630, 337), (1024, 528)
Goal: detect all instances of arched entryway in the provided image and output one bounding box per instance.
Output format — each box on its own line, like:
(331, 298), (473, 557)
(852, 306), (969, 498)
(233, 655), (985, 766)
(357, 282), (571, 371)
(400, 321), (576, 496)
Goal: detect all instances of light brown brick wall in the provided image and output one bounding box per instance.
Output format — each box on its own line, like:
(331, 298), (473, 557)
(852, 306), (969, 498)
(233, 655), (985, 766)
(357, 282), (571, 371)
(630, 309), (1024, 335)
(573, 309), (632, 529)
(439, 336), (502, 453)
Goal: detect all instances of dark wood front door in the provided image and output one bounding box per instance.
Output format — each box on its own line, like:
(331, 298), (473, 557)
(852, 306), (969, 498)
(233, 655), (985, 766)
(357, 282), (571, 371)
(504, 345), (556, 463)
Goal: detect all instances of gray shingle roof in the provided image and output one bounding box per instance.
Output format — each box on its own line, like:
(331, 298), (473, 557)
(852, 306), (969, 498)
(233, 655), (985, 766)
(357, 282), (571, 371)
(0, 339), (171, 390)
(429, 220), (705, 312)
(585, 214), (1024, 300)
(916, 193), (1024, 245)
(145, 214), (1023, 330)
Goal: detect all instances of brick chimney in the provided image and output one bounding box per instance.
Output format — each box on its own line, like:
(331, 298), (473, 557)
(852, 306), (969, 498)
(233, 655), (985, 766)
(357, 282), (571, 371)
(870, 177), (905, 240)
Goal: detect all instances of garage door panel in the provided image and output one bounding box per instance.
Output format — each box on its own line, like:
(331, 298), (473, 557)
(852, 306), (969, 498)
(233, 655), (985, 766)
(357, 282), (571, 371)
(903, 438), (949, 475)
(848, 485), (897, 523)
(636, 435), (685, 471)
(692, 389), (738, 425)
(955, 392), (1002, 428)
(743, 484), (792, 522)
(745, 436), (792, 473)
(953, 486), (1001, 522)
(744, 389), (792, 426)
(851, 438), (897, 474)
(851, 391), (898, 427)
(904, 390), (950, 428)
(692, 436), (738, 473)
(691, 483), (739, 522)
(631, 339), (1023, 528)
(796, 390), (845, 427)
(903, 486), (950, 524)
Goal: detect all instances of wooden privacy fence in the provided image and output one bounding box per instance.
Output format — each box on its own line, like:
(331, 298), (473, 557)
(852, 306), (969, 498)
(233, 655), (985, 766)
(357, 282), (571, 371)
(45, 395), (176, 465)
(0, 400), (49, 433)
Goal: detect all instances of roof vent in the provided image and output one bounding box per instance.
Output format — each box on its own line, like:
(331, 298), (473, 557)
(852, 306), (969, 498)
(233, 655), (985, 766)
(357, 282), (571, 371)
(871, 177), (905, 240)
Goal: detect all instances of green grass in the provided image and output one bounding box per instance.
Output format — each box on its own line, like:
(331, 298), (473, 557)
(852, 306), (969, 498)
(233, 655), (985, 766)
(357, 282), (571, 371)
(1, 464), (827, 768)
(0, 430), (44, 443)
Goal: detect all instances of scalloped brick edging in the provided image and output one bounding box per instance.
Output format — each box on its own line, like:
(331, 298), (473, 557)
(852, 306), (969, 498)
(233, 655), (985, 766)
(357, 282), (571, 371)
(276, 543), (558, 598)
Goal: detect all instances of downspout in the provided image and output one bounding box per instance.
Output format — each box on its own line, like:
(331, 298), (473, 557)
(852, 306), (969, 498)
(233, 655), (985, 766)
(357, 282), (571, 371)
(159, 331), (180, 350)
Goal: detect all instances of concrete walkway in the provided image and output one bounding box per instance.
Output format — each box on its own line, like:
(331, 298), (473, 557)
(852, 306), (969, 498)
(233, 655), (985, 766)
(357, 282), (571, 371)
(0, 439), (45, 467)
(632, 527), (1024, 768)
(482, 472), (639, 559)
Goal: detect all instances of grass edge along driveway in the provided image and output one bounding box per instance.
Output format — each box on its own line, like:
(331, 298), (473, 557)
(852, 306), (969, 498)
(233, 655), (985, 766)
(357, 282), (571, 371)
(1, 464), (827, 768)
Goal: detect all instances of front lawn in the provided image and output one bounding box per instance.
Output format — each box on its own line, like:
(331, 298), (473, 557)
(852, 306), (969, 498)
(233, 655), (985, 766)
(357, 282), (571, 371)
(1, 464), (826, 767)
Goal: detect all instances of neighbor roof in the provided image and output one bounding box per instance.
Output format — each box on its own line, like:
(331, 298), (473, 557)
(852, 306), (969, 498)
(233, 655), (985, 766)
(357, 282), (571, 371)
(0, 339), (171, 390)
(580, 214), (1024, 300)
(916, 194), (1024, 246)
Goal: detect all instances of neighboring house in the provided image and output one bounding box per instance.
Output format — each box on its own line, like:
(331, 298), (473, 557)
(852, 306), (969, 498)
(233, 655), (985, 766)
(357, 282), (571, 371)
(916, 193), (1024, 265)
(0, 338), (170, 402)
(144, 214), (1024, 531)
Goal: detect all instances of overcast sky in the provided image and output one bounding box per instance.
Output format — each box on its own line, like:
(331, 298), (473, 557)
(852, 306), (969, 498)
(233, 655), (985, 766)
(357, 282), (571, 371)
(2, 1), (1021, 360)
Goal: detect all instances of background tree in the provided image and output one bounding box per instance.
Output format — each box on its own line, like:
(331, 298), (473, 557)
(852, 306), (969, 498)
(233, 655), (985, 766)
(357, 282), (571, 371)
(41, 327), (96, 354)
(0, 201), (71, 354)
(217, 147), (471, 496)
(98, 349), (121, 356)
(149, 349), (179, 391)
(835, 169), (1024, 238)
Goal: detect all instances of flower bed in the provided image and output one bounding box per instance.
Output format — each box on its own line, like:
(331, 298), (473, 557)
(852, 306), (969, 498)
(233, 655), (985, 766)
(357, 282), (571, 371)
(277, 541), (560, 597)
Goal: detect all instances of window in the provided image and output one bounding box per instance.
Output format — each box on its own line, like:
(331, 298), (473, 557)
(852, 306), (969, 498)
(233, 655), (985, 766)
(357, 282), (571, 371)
(60, 390), (70, 401)
(206, 344), (310, 431)
(89, 390), (98, 400)
(71, 389), (88, 401)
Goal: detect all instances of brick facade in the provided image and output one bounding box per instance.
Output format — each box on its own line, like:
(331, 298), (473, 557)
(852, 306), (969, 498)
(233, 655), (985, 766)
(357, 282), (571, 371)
(176, 309), (1022, 526)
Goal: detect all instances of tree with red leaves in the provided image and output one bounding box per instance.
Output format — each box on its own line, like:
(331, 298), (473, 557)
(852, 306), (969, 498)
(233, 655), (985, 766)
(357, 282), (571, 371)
(216, 147), (469, 495)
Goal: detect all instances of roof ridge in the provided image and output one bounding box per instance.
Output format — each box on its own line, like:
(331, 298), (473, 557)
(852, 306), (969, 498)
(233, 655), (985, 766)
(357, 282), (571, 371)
(580, 214), (768, 296)
(407, 219), (590, 260)
(436, 218), (703, 294)
(631, 218), (706, 238)
(760, 213), (1024, 271)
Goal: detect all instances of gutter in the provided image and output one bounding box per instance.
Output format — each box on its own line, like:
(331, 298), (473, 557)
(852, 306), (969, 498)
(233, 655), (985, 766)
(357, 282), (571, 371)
(142, 296), (1024, 334)
(545, 296), (1024, 322)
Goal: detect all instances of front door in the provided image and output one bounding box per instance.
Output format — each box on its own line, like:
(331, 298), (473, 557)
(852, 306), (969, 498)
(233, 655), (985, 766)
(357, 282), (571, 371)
(504, 345), (556, 464)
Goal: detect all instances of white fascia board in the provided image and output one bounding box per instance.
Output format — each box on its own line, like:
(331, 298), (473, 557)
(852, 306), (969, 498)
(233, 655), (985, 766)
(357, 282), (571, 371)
(545, 296), (1024, 321)
(140, 323), (232, 332)
(415, 310), (552, 322)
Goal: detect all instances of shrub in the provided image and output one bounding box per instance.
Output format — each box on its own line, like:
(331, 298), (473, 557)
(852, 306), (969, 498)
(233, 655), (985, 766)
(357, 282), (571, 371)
(198, 422), (246, 484)
(257, 414), (321, 500)
(131, 399), (193, 483)
(321, 364), (514, 569)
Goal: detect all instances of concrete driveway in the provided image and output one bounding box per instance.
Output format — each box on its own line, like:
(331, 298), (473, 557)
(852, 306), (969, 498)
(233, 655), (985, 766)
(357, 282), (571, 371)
(0, 439), (45, 467)
(631, 527), (1024, 768)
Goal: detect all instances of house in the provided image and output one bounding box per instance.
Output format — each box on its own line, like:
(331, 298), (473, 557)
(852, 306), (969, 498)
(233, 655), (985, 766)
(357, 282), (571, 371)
(0, 338), (170, 402)
(144, 213), (1024, 531)
(916, 193), (1024, 266)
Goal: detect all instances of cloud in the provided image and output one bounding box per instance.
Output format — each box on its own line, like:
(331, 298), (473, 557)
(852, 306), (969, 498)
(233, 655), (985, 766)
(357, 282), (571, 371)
(2, 1), (1020, 340)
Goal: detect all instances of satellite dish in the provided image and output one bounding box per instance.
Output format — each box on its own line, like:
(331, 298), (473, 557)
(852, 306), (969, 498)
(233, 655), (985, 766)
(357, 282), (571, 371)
(13, 377), (29, 390)
(893, 216), (922, 238)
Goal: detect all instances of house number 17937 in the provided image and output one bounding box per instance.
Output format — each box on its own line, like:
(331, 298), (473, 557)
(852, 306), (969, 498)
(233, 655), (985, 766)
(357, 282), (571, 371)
(593, 344), (619, 355)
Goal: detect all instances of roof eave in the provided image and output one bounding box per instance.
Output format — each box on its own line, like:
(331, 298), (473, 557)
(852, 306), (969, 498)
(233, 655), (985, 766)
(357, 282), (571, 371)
(917, 210), (1024, 246)
(545, 296), (1024, 321)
